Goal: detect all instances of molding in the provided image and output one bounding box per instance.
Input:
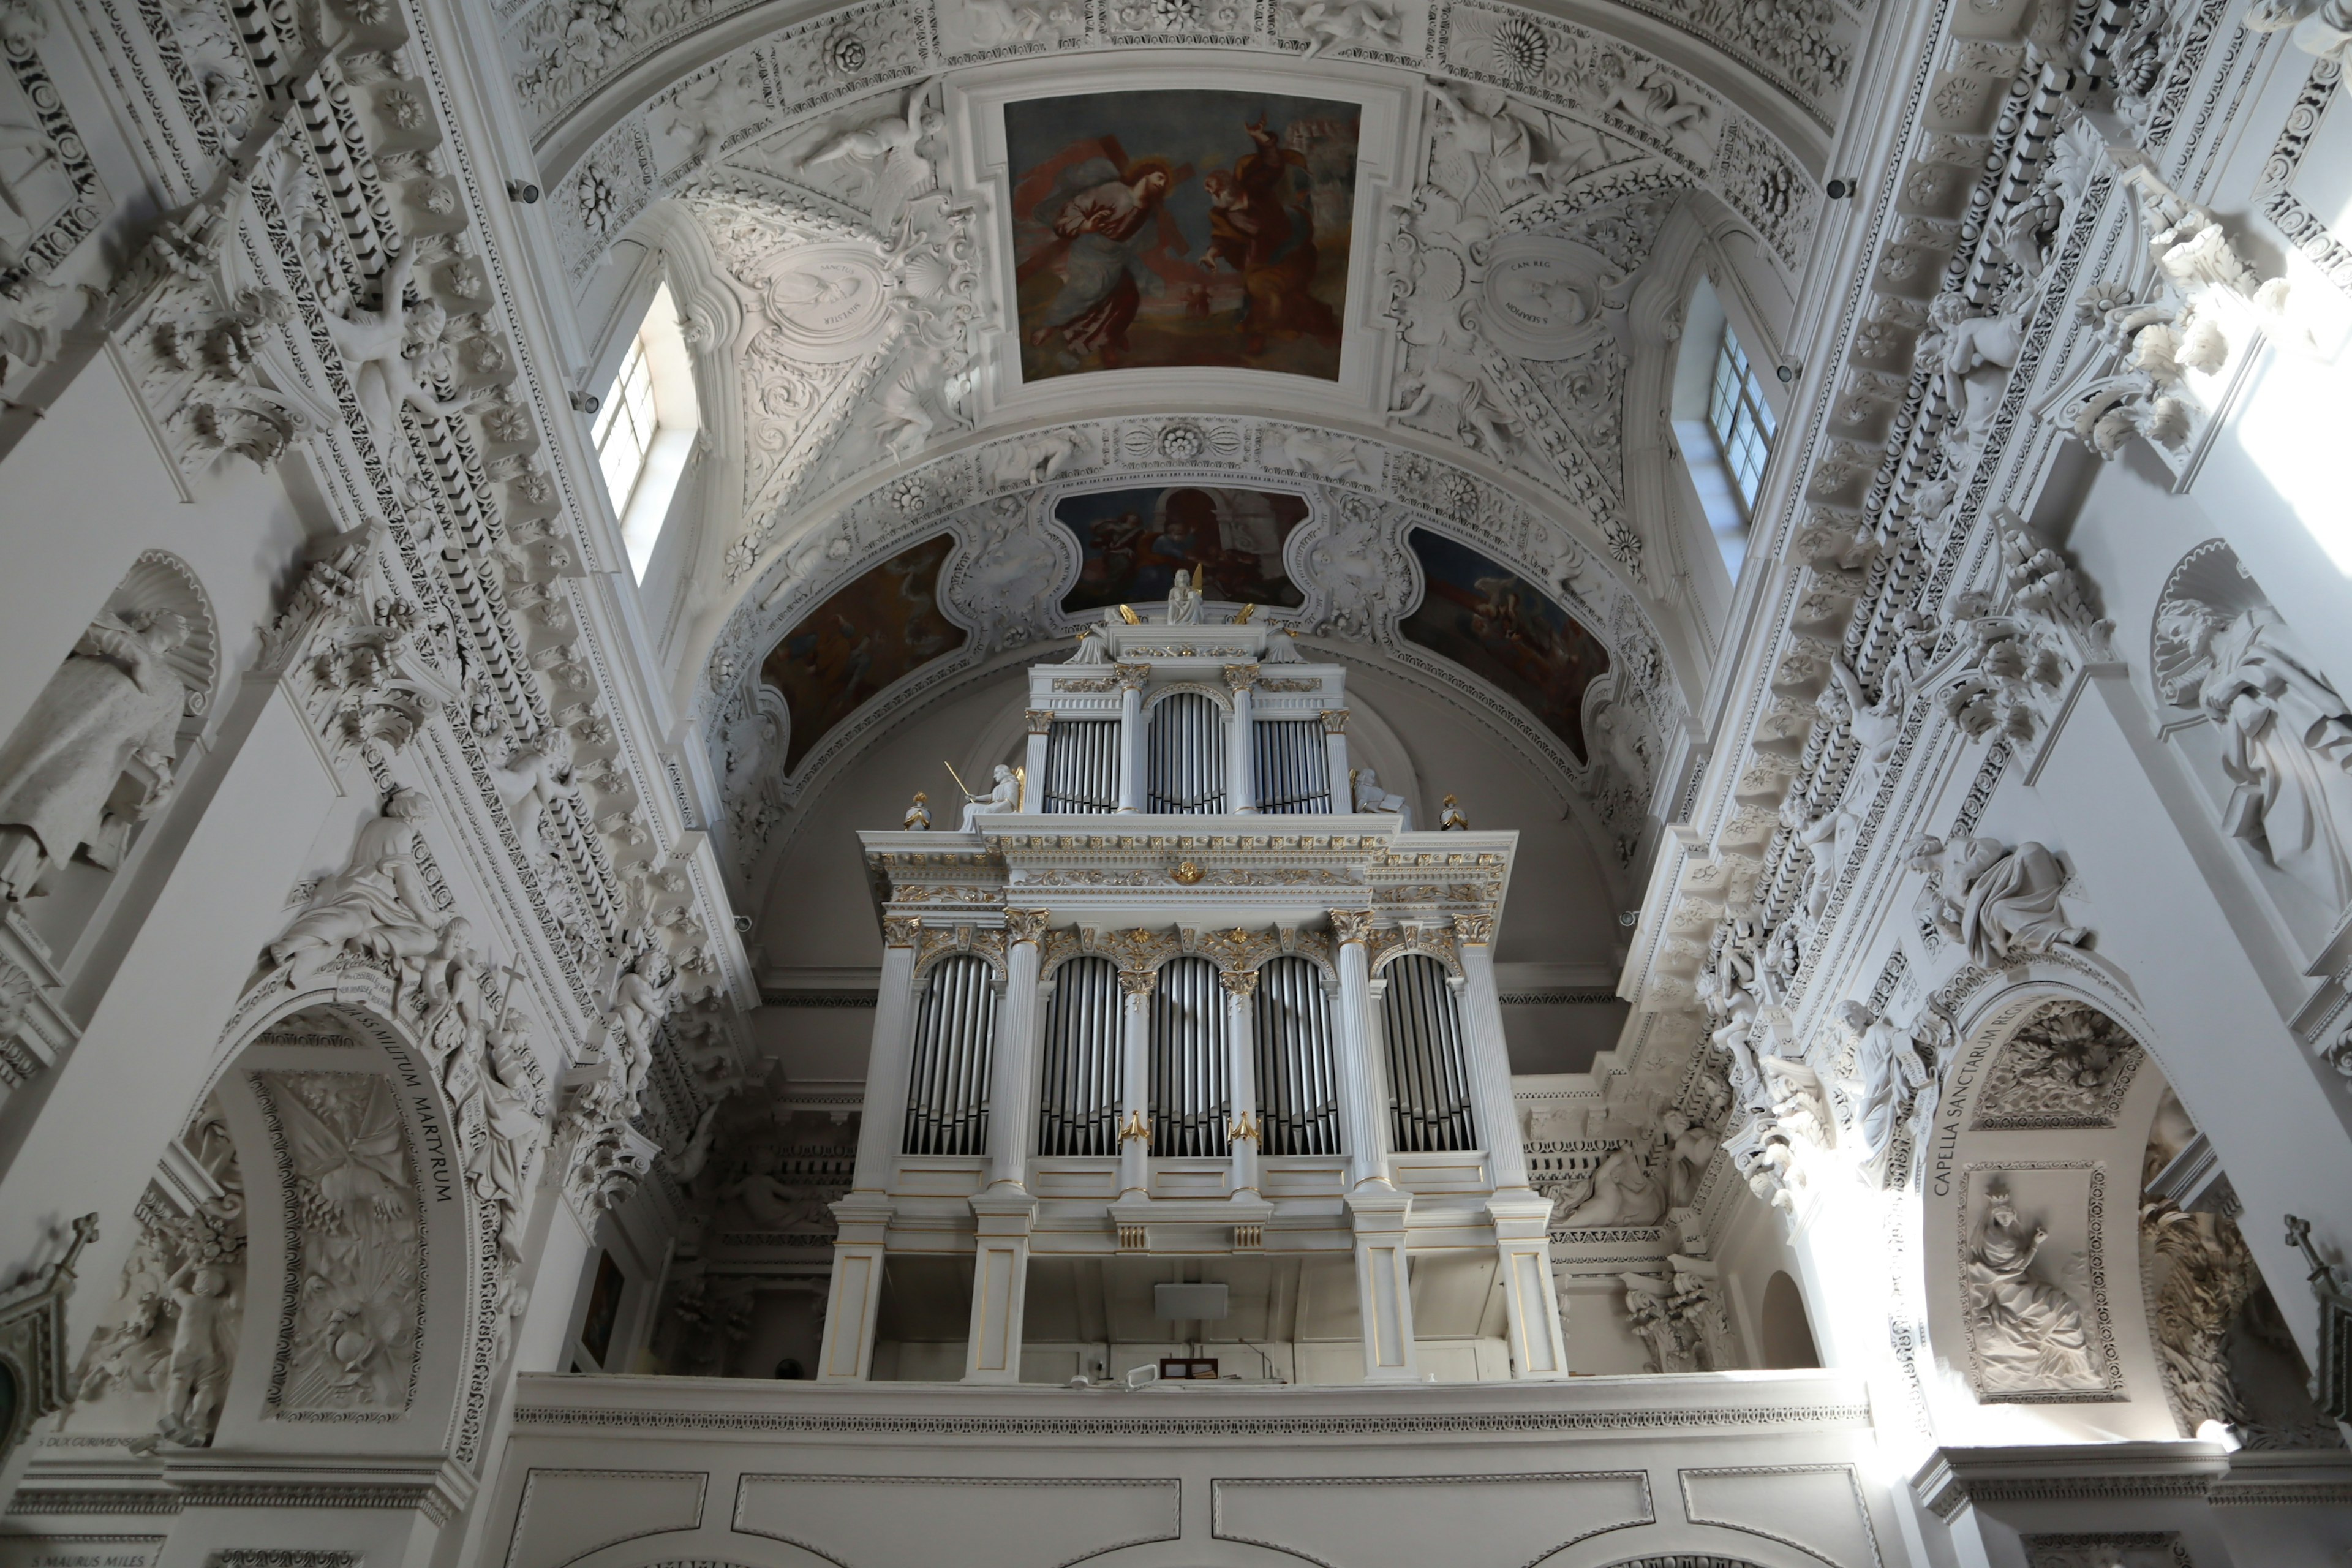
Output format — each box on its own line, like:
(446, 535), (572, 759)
(1910, 1442), (2233, 1521)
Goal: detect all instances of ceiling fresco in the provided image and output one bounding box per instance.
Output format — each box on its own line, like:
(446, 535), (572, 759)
(1007, 90), (1362, 380)
(1053, 485), (1310, 612)
(760, 533), (965, 772)
(1401, 529), (1610, 764)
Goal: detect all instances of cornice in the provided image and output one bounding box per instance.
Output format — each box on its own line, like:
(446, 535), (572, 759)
(1910, 1442), (2235, 1521)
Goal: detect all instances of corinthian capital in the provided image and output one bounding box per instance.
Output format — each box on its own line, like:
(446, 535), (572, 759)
(1219, 968), (1261, 997)
(1005, 908), (1050, 945)
(1223, 663), (1259, 693)
(1115, 662), (1151, 689)
(1320, 709), (1349, 734)
(882, 914), (921, 948)
(1452, 912), (1496, 946)
(1329, 908), (1376, 946)
(1117, 967), (1159, 998)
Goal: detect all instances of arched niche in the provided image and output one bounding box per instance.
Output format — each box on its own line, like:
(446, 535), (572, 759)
(67, 980), (508, 1472)
(1916, 969), (2178, 1441)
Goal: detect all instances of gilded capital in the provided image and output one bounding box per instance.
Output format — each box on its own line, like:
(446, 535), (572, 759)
(1024, 709), (1054, 734)
(1115, 662), (1151, 689)
(1117, 967), (1159, 998)
(1452, 912), (1496, 946)
(881, 914), (921, 948)
(1005, 908), (1050, 944)
(1329, 908), (1375, 946)
(1320, 709), (1349, 734)
(1219, 968), (1261, 997)
(1223, 663), (1259, 694)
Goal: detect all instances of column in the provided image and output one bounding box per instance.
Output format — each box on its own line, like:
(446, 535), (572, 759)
(1117, 967), (1156, 1194)
(1115, 663), (1148, 813)
(1226, 664), (1257, 814)
(984, 910), (1049, 1191)
(1322, 709), (1351, 810)
(1455, 913), (1569, 1379)
(818, 915), (919, 1382)
(1022, 710), (1051, 811)
(964, 1187), (1037, 1384)
(1223, 968), (1261, 1196)
(1329, 910), (1390, 1193)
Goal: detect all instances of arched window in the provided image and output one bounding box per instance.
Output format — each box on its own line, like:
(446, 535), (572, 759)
(1150, 957), (1226, 1155)
(590, 281), (700, 582)
(1038, 956), (1120, 1155)
(1670, 276), (1776, 579)
(1253, 957), (1339, 1155)
(1380, 954), (1475, 1152)
(1146, 692), (1226, 813)
(902, 955), (996, 1156)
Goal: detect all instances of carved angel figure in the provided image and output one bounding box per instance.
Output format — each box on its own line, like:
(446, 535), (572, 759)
(153, 1259), (235, 1446)
(501, 730), (579, 862)
(323, 247), (484, 441)
(1837, 1000), (1931, 1175)
(613, 943), (678, 1104)
(1285, 0), (1399, 55)
(1913, 835), (2087, 969)
(2244, 0), (2352, 61)
(2156, 598), (2352, 910)
(268, 789), (445, 991)
(1559, 1132), (1668, 1229)
(0, 609), (192, 902)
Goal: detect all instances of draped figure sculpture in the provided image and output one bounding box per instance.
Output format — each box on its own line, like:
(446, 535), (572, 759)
(1964, 1182), (2103, 1393)
(0, 610), (194, 902)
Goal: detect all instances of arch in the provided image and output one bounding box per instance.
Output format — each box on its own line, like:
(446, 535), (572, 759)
(1758, 1270), (1821, 1369)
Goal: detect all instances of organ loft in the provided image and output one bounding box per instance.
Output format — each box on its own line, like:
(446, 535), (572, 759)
(824, 602), (1563, 1385)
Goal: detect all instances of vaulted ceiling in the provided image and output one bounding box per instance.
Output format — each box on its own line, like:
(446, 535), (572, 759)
(499, 0), (1860, 944)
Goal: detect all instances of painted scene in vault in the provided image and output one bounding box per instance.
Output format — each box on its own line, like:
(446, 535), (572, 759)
(1054, 486), (1309, 612)
(761, 533), (965, 773)
(1006, 89), (1360, 381)
(1401, 529), (1610, 763)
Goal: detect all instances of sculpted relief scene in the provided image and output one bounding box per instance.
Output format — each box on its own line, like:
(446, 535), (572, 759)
(0, 0), (2350, 1566)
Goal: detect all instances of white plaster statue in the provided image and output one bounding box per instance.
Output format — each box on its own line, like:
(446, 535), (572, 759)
(1621, 1273), (1692, 1373)
(804, 78), (941, 179)
(1351, 768), (1411, 826)
(1913, 835), (2087, 969)
(1425, 79), (1550, 197)
(2157, 599), (2352, 910)
(1964, 1181), (2102, 1392)
(958, 763), (1020, 829)
(500, 731), (579, 862)
(1837, 1000), (1931, 1174)
(474, 1006), (547, 1257)
(1658, 1108), (1716, 1210)
(1559, 1131), (1668, 1228)
(0, 610), (192, 901)
(613, 943), (677, 1105)
(1284, 0), (1400, 56)
(268, 789), (444, 992)
(2244, 0), (2352, 61)
(153, 1259), (233, 1446)
(1667, 1256), (1736, 1371)
(1920, 285), (2034, 445)
(323, 246), (484, 440)
(671, 1100), (723, 1188)
(1166, 567), (1204, 626)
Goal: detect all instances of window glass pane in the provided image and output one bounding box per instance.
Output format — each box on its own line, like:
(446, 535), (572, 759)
(595, 335), (653, 511)
(1707, 323), (1775, 514)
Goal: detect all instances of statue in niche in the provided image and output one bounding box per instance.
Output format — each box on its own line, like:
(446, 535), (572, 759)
(2156, 594), (2352, 911)
(267, 788), (444, 991)
(0, 609), (194, 902)
(957, 763), (1021, 829)
(1912, 835), (2087, 969)
(1166, 567), (1204, 625)
(1964, 1180), (2103, 1393)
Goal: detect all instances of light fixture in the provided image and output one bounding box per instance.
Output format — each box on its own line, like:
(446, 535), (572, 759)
(570, 389), (601, 414)
(1776, 363), (1800, 385)
(1824, 177), (1856, 200)
(507, 178), (541, 203)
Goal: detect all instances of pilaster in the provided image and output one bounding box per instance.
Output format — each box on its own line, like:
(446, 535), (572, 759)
(963, 1189), (1038, 1384)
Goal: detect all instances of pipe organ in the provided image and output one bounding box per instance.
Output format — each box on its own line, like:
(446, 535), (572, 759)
(823, 615), (1566, 1388)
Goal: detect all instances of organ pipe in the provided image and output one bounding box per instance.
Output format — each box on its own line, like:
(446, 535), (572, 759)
(1379, 954), (1477, 1153)
(901, 954), (998, 1156)
(1036, 956), (1120, 1155)
(1044, 718), (1120, 812)
(1149, 957), (1227, 1155)
(1253, 720), (1332, 813)
(1147, 692), (1227, 813)
(1253, 957), (1340, 1155)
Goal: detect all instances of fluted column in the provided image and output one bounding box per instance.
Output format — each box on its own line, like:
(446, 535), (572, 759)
(1329, 910), (1389, 1192)
(986, 910), (1050, 1191)
(1022, 710), (1051, 812)
(1115, 663), (1148, 813)
(1226, 664), (1258, 814)
(1454, 912), (1568, 1379)
(1117, 966), (1156, 1194)
(1223, 968), (1261, 1196)
(1321, 709), (1351, 810)
(820, 914), (921, 1382)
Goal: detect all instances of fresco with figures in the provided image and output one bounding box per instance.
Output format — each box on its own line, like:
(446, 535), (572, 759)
(1006, 89), (1359, 381)
(1054, 486), (1310, 613)
(762, 535), (965, 772)
(1402, 529), (1610, 763)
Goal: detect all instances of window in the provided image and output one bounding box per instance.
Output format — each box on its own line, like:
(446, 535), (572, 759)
(1707, 324), (1777, 511)
(589, 282), (701, 581)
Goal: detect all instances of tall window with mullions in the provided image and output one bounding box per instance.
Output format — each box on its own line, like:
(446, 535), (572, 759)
(1708, 326), (1777, 513)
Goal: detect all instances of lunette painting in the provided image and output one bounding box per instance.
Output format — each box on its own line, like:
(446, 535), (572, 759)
(1401, 529), (1610, 763)
(761, 534), (965, 772)
(1054, 485), (1310, 612)
(1005, 89), (1360, 381)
